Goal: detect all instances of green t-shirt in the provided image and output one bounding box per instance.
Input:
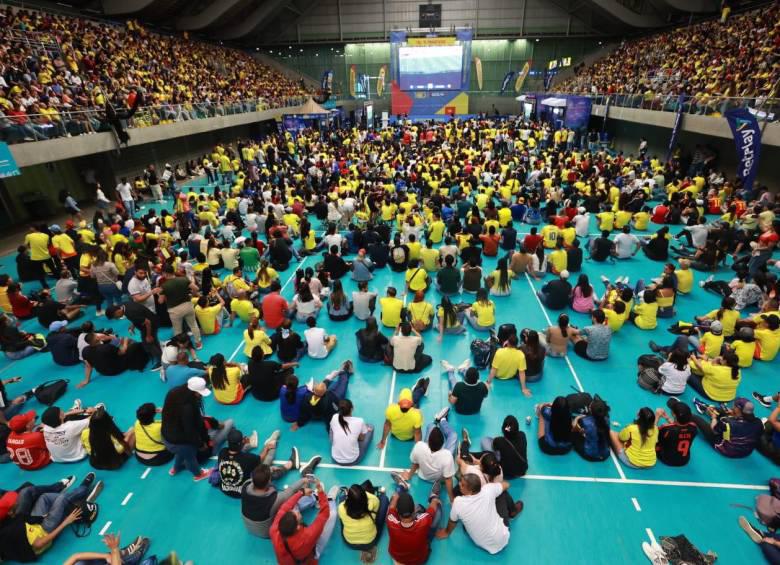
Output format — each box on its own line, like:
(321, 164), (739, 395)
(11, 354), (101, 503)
(239, 246), (261, 270)
(162, 277), (191, 308)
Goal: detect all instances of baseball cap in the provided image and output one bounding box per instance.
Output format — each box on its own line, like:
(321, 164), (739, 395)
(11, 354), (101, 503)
(734, 397), (754, 415)
(50, 224), (62, 233)
(709, 321), (723, 335)
(398, 388), (413, 409)
(49, 320), (68, 332)
(227, 428), (244, 448)
(187, 376), (211, 397)
(396, 492), (415, 517)
(0, 491), (18, 520)
(8, 410), (36, 433)
(560, 270), (570, 279)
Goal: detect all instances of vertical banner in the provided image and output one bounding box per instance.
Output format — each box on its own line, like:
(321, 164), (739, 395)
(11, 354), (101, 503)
(564, 97), (592, 129)
(514, 62), (530, 93)
(473, 57), (482, 90)
(665, 94), (686, 162)
(320, 70), (334, 92)
(377, 65), (387, 97)
(724, 107), (762, 191)
(0, 142), (20, 178)
(500, 71), (514, 94)
(349, 65), (357, 98)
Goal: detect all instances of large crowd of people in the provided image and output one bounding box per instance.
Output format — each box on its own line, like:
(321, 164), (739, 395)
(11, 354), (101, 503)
(558, 2), (779, 115)
(0, 6), (309, 143)
(0, 114), (778, 563)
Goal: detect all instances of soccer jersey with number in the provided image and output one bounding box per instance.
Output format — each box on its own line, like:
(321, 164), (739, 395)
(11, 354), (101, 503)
(6, 430), (51, 470)
(656, 422), (697, 466)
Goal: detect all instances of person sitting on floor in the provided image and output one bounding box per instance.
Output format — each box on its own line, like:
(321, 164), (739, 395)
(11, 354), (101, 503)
(655, 399), (698, 467)
(388, 322), (432, 373)
(535, 397), (573, 455)
(685, 396), (763, 458)
(609, 407), (658, 469)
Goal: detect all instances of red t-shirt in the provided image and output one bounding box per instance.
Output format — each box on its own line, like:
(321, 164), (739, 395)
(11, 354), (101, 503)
(479, 234), (500, 257)
(262, 292), (289, 329)
(8, 293), (33, 319)
(759, 230), (779, 247)
(387, 506), (436, 565)
(523, 234), (543, 253)
(651, 205), (669, 224)
(6, 431), (51, 470)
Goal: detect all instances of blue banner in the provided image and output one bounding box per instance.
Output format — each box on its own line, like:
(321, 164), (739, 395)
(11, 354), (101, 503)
(320, 70), (334, 92)
(564, 96), (592, 129)
(0, 142), (20, 178)
(725, 107), (762, 191)
(500, 71), (514, 94)
(665, 94), (686, 163)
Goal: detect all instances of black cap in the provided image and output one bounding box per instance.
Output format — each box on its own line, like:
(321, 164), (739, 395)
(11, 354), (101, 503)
(396, 492), (415, 517)
(227, 429), (243, 448)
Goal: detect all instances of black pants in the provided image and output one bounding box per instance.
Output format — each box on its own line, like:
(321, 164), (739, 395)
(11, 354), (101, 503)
(677, 229), (693, 247)
(702, 280), (732, 297)
(571, 434), (609, 462)
(136, 450), (174, 466)
(538, 437), (572, 455)
(757, 426), (780, 464)
(32, 258), (58, 288)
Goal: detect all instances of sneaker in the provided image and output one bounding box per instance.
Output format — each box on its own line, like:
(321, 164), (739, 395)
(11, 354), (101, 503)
(360, 546), (378, 564)
(94, 402), (106, 411)
(434, 406), (449, 424)
(327, 485), (341, 501)
(193, 468), (212, 482)
(341, 360), (354, 374)
(429, 478), (441, 500)
(692, 398), (709, 415)
(121, 536), (150, 561)
(622, 277), (630, 286)
(600, 275), (609, 284)
(648, 340), (661, 353)
(458, 358), (470, 373)
(461, 427), (471, 445)
(150, 362), (162, 372)
(86, 479), (104, 503)
(70, 399), (82, 412)
(390, 471), (409, 490)
(699, 280), (706, 288)
(264, 429), (281, 447)
(80, 472), (96, 489)
(247, 430), (258, 449)
(414, 377), (430, 397)
(705, 274), (715, 284)
(440, 360), (455, 372)
(752, 391), (772, 409)
(299, 455), (321, 476)
(23, 388), (36, 400)
(305, 377), (314, 391)
(289, 447), (300, 470)
(60, 475), (77, 490)
(739, 515), (764, 544)
(642, 542), (668, 565)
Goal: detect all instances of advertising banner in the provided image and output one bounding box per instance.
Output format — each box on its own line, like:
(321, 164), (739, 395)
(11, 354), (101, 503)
(500, 71), (514, 94)
(514, 62), (530, 93)
(724, 107), (762, 191)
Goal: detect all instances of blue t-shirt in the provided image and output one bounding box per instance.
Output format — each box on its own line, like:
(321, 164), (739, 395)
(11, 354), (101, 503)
(580, 416), (609, 460)
(279, 385), (308, 423)
(167, 365), (206, 389)
(582, 324), (612, 360)
(542, 406), (572, 450)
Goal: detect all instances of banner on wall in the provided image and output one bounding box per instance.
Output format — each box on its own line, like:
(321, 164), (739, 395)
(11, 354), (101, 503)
(348, 65), (357, 98)
(0, 142), (20, 178)
(500, 71), (514, 94)
(377, 65), (387, 97)
(473, 57), (482, 90)
(514, 62), (530, 93)
(564, 96), (592, 129)
(320, 70), (334, 92)
(665, 94), (686, 162)
(407, 36), (455, 46)
(725, 107), (762, 191)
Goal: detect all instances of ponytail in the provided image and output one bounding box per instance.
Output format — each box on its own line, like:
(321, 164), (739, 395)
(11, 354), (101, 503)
(337, 399), (352, 434)
(558, 314), (570, 338)
(284, 375), (299, 404)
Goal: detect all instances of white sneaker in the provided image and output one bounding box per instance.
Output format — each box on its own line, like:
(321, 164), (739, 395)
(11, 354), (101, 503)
(440, 360), (455, 372)
(600, 275), (609, 284)
(264, 430), (280, 447)
(70, 399), (82, 412)
(458, 358), (471, 373)
(305, 377), (314, 391)
(60, 475), (77, 490)
(705, 274), (715, 284)
(642, 542), (668, 564)
(247, 431), (258, 449)
(622, 276), (630, 286)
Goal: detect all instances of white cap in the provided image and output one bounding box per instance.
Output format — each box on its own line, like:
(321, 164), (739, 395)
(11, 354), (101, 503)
(560, 270), (570, 279)
(187, 377), (211, 397)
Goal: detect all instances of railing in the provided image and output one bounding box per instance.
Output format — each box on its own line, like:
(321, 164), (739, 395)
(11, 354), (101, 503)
(0, 96), (310, 145)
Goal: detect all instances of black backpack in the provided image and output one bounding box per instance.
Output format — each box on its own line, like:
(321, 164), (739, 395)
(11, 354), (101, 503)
(68, 500), (99, 537)
(34, 379), (69, 406)
(471, 332), (499, 369)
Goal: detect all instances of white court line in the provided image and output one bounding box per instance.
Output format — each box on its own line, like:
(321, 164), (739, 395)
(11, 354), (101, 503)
(631, 497), (642, 512)
(524, 273), (625, 481)
(121, 492), (134, 506)
(379, 290), (408, 469)
(140, 468), (151, 479)
(645, 528), (657, 546)
(99, 521), (112, 535)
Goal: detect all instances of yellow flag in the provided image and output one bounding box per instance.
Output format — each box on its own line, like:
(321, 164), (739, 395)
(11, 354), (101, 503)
(349, 65), (357, 98)
(514, 62), (530, 93)
(377, 65), (387, 97)
(473, 57), (482, 90)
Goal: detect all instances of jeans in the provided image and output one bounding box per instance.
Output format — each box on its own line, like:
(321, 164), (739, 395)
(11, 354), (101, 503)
(424, 419), (457, 455)
(325, 371), (350, 401)
(13, 481), (66, 519)
(1, 402), (25, 422)
(30, 484), (89, 532)
(123, 200), (136, 217)
(5, 346), (36, 360)
(316, 500), (339, 558)
(164, 441), (201, 475)
(465, 311), (494, 331)
(98, 282), (123, 309)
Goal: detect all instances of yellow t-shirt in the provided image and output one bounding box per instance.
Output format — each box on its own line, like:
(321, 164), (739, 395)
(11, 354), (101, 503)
(338, 492), (380, 544)
(0, 286), (12, 313)
(604, 308), (625, 332)
(405, 268), (428, 292)
(25, 232), (50, 260)
(134, 420), (165, 453)
(428, 221), (446, 243)
(731, 339), (755, 368)
(633, 302), (658, 330)
(244, 328), (272, 357)
(25, 522), (49, 555)
(548, 249), (567, 273)
(256, 268), (279, 289)
(52, 233), (76, 257)
(408, 301), (434, 325)
(380, 297), (404, 327)
(618, 424), (657, 467)
(541, 225), (560, 249)
(704, 309), (738, 337)
(420, 248), (439, 272)
(699, 332), (724, 358)
(633, 211), (650, 230)
(675, 269), (693, 294)
(195, 303), (222, 334)
(385, 404), (422, 440)
(491, 347), (527, 379)
(209, 366), (242, 404)
(472, 300), (495, 327)
(755, 327), (780, 361)
(597, 212), (614, 231)
(231, 298), (259, 323)
(698, 361), (741, 401)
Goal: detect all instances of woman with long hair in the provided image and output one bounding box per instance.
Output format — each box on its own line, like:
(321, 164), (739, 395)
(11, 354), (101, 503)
(610, 407), (658, 469)
(83, 406), (132, 470)
(408, 289), (434, 332)
(464, 288), (496, 332)
(90, 248), (122, 315)
(520, 329), (546, 381)
(246, 344), (297, 401)
(328, 279), (353, 321)
(437, 295), (466, 339)
(254, 259), (278, 294)
(208, 353), (248, 405)
(571, 395), (611, 462)
(329, 399), (374, 466)
(571, 274), (595, 313)
(243, 315), (273, 358)
(488, 257), (512, 297)
(688, 349), (742, 402)
(545, 313), (570, 357)
(536, 396), (573, 455)
(290, 284), (322, 323)
(279, 374), (308, 423)
(355, 316), (389, 363)
(477, 415), (528, 479)
(337, 481), (389, 562)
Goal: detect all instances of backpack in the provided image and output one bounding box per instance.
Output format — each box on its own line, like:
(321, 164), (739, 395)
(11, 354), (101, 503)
(34, 379), (69, 405)
(756, 478), (780, 530)
(391, 245), (406, 264)
(470, 335), (498, 369)
(68, 500), (99, 537)
(637, 366), (664, 393)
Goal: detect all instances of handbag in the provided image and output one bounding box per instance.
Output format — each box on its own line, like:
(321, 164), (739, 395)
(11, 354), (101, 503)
(34, 379), (69, 405)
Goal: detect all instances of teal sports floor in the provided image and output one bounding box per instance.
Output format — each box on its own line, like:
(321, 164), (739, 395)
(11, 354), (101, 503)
(0, 176), (776, 564)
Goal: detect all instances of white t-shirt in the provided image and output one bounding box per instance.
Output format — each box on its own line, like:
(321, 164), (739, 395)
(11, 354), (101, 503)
(573, 214), (590, 237)
(329, 414), (368, 464)
(127, 276), (155, 311)
(614, 233), (639, 259)
(450, 482), (510, 554)
(116, 182), (133, 201)
(689, 224), (710, 248)
(352, 291), (377, 321)
(43, 418), (91, 462)
(659, 361), (691, 395)
(304, 327), (328, 358)
(323, 233), (344, 251)
(410, 441), (457, 480)
(390, 335), (421, 371)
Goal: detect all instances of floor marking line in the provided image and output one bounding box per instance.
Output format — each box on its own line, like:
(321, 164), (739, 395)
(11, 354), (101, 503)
(645, 528), (657, 545)
(99, 521), (112, 535)
(141, 468), (151, 479)
(631, 497), (642, 512)
(121, 492), (134, 506)
(524, 272), (627, 481)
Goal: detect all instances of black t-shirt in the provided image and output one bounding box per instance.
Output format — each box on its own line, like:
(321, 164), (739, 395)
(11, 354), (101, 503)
(247, 359), (284, 401)
(48, 331), (79, 365)
(656, 422), (698, 466)
(460, 246), (482, 266)
(356, 329), (389, 361)
(452, 381), (488, 415)
(492, 434), (528, 478)
(541, 280), (572, 309)
(368, 243), (389, 267)
(218, 449), (260, 498)
(82, 343), (123, 375)
(273, 332), (304, 362)
(36, 299), (63, 327)
(591, 238), (613, 261)
(124, 301), (159, 336)
(0, 517), (36, 562)
(241, 483), (278, 522)
(567, 247), (583, 272)
(323, 254), (348, 279)
(437, 267), (461, 294)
